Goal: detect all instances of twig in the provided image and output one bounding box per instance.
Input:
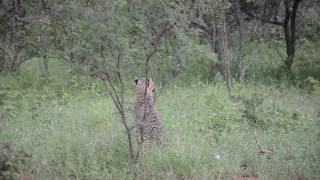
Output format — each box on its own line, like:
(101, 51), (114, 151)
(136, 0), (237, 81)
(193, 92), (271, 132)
(254, 131), (274, 155)
(83, 57), (136, 162)
(242, 11), (283, 26)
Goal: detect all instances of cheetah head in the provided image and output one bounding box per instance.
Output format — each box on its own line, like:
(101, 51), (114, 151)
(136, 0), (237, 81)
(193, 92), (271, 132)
(134, 77), (156, 96)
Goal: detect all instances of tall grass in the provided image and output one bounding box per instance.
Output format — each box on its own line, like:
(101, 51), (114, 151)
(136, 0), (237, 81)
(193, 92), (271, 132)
(0, 59), (319, 179)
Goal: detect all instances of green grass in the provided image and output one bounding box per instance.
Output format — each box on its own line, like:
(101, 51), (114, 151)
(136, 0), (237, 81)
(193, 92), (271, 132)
(0, 59), (319, 179)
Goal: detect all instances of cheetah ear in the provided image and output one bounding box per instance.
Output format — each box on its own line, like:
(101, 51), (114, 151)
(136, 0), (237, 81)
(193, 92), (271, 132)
(148, 78), (155, 88)
(149, 78), (154, 84)
(134, 77), (139, 85)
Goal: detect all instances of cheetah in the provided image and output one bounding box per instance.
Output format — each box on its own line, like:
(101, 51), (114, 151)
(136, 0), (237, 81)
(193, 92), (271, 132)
(134, 77), (163, 148)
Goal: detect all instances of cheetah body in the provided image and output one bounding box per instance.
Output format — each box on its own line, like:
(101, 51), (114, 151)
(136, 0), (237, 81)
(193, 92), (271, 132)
(134, 78), (163, 147)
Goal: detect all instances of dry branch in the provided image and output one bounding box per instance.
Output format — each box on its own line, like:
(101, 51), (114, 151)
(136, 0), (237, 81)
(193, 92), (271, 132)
(254, 132), (274, 155)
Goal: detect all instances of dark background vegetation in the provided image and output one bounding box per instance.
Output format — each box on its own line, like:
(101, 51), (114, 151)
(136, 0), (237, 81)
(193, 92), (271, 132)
(0, 0), (319, 179)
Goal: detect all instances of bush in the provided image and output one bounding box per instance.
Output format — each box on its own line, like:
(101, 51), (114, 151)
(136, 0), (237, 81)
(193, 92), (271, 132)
(0, 141), (32, 179)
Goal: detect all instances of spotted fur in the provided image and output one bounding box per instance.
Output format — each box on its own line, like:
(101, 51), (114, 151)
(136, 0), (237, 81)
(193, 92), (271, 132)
(134, 78), (163, 148)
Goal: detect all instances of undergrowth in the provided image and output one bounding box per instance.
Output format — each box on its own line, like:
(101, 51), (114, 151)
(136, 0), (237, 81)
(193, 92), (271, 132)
(0, 59), (319, 179)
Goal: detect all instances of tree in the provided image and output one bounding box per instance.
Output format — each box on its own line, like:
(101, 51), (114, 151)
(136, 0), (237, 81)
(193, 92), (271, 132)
(0, 0), (28, 72)
(238, 0), (303, 73)
(48, 0), (174, 163)
(283, 0), (302, 72)
(0, 0), (51, 72)
(189, 0), (232, 91)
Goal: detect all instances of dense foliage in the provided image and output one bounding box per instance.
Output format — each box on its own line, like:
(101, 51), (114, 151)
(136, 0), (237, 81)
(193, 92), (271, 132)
(1, 0), (319, 179)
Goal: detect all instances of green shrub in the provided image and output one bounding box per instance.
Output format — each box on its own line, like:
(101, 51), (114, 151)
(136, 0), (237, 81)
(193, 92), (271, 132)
(0, 141), (32, 179)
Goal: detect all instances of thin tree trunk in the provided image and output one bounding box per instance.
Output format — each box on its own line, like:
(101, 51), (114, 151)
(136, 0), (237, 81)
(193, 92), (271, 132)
(235, 2), (245, 84)
(238, 0), (301, 75)
(222, 19), (231, 94)
(213, 18), (224, 64)
(39, 55), (49, 80)
(283, 0), (301, 73)
(210, 20), (217, 80)
(211, 17), (225, 82)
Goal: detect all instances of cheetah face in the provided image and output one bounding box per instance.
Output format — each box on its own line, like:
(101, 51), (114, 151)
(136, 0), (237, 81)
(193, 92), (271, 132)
(134, 77), (156, 96)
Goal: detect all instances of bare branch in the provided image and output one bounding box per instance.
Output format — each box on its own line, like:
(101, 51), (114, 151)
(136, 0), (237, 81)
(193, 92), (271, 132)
(117, 54), (124, 104)
(254, 132), (274, 155)
(190, 20), (211, 34)
(13, 15), (50, 25)
(85, 57), (136, 161)
(242, 11), (283, 26)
